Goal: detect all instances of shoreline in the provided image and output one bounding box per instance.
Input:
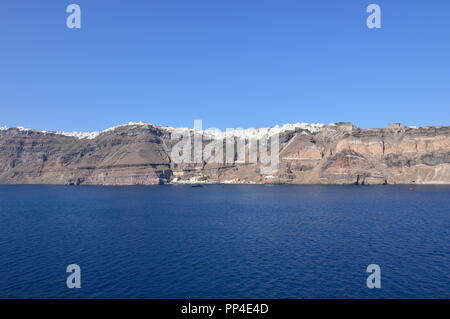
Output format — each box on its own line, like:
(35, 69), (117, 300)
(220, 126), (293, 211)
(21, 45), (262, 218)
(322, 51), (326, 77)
(1, 183), (450, 187)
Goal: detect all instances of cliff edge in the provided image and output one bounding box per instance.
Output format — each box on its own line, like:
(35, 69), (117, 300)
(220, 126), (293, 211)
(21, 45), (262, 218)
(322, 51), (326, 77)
(0, 122), (449, 185)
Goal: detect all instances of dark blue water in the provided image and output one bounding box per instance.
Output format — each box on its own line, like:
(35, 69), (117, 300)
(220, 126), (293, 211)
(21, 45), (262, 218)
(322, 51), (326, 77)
(0, 185), (448, 299)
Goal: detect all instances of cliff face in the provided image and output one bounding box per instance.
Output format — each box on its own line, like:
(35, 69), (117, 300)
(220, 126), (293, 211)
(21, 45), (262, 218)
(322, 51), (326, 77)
(0, 123), (449, 185)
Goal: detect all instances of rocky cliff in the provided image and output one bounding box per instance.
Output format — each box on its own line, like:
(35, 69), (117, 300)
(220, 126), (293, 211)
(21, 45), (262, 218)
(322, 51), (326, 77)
(0, 122), (449, 185)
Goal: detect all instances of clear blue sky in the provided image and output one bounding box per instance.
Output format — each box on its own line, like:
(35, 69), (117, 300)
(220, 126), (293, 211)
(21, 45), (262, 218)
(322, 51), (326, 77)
(1, 0), (449, 131)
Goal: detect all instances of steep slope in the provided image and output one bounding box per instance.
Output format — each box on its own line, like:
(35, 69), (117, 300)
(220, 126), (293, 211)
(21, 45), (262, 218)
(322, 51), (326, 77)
(0, 122), (449, 185)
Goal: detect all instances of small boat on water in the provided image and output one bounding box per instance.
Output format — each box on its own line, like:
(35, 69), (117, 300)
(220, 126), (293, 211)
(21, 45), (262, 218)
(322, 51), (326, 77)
(191, 184), (204, 188)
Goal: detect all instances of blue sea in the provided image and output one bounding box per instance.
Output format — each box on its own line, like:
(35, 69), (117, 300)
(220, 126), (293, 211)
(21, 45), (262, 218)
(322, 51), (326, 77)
(0, 185), (448, 299)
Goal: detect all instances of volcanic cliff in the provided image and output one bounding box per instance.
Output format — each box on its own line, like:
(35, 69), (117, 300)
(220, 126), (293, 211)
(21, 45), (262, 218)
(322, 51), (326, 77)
(0, 122), (449, 185)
